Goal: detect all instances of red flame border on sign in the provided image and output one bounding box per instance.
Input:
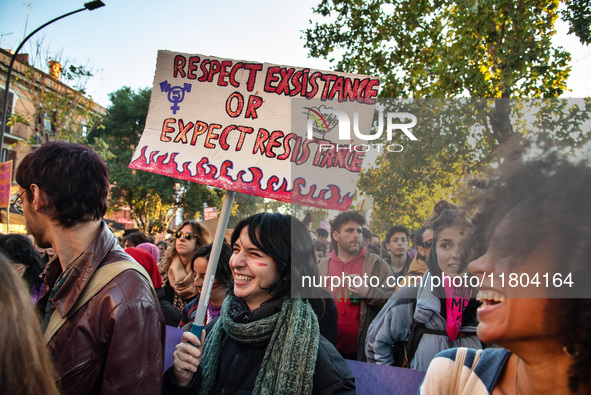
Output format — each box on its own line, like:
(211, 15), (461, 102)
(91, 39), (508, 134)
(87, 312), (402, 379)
(129, 146), (355, 210)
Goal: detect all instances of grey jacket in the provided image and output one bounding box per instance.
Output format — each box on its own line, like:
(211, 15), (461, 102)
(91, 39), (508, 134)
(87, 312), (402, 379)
(365, 271), (481, 371)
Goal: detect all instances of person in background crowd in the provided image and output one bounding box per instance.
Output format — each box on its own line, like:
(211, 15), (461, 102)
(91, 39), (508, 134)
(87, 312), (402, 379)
(164, 213), (355, 394)
(179, 243), (233, 330)
(366, 237), (382, 256)
(371, 234), (380, 247)
(28, 234), (55, 265)
(314, 241), (325, 262)
(122, 231), (150, 248)
(366, 209), (481, 370)
(0, 252), (60, 395)
(137, 241), (160, 265)
(408, 230), (417, 259)
(316, 227), (329, 243)
(157, 240), (169, 263)
(318, 211), (395, 361)
(309, 230), (318, 243)
(361, 227), (372, 249)
(380, 239), (390, 261)
(13, 141), (164, 394)
(125, 246), (181, 327)
(421, 138), (591, 394)
(163, 220), (211, 311)
(384, 224), (412, 279)
(316, 227), (330, 256)
(396, 225), (433, 292)
(303, 211), (313, 229)
(0, 234), (45, 304)
(392, 201), (453, 292)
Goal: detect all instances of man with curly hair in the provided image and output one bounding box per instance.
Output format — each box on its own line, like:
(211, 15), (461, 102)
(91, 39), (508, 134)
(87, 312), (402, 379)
(421, 137), (591, 394)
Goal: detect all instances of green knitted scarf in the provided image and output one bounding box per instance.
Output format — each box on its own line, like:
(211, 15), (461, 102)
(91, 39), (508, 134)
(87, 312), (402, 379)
(199, 296), (320, 395)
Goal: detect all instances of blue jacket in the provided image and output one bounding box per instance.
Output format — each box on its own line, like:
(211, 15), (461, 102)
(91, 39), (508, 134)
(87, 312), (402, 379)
(365, 271), (481, 370)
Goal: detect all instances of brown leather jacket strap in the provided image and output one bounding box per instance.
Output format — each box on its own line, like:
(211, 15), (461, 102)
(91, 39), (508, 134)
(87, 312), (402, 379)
(44, 260), (151, 344)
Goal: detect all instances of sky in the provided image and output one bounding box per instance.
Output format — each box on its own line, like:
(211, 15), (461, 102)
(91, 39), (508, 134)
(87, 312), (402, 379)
(1, 0), (590, 109)
(0, 0), (334, 108)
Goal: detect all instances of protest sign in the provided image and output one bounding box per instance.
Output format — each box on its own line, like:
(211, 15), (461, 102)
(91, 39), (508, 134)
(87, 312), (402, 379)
(203, 207), (217, 220)
(129, 50), (379, 210)
(0, 161), (12, 207)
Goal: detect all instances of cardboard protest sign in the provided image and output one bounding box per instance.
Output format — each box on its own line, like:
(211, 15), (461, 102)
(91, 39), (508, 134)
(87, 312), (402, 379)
(130, 50), (379, 210)
(0, 161), (12, 207)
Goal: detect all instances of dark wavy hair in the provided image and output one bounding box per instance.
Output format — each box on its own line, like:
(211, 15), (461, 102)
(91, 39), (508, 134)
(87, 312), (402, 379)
(0, 235), (44, 294)
(459, 137), (591, 392)
(330, 211), (365, 251)
(231, 213), (321, 301)
(15, 141), (109, 228)
(192, 243), (233, 289)
(385, 224), (410, 245)
(316, 228), (329, 238)
(122, 232), (151, 247)
(414, 226), (429, 248)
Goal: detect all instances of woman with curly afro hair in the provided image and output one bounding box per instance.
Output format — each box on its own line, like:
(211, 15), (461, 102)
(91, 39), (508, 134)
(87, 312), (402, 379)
(421, 136), (591, 394)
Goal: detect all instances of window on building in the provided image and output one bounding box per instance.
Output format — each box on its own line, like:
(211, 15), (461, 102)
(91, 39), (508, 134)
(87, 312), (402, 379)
(0, 87), (15, 135)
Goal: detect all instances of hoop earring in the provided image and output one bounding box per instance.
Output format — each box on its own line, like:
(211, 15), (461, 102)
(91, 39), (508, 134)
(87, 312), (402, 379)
(563, 345), (580, 358)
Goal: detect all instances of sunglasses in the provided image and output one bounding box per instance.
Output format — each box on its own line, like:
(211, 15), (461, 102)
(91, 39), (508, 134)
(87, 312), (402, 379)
(11, 190), (26, 215)
(175, 231), (196, 240)
(423, 240), (433, 248)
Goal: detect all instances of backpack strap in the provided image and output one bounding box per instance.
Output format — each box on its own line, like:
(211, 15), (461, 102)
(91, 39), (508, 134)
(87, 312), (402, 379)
(449, 347), (482, 393)
(402, 322), (477, 368)
(400, 284), (477, 368)
(449, 347), (468, 392)
(44, 260), (151, 344)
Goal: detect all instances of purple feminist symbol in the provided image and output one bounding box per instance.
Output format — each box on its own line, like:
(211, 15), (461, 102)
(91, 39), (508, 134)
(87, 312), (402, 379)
(160, 81), (192, 114)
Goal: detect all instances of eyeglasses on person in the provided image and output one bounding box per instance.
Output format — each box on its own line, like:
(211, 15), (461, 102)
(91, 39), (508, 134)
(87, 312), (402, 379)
(422, 240), (433, 248)
(175, 231), (196, 240)
(11, 190), (26, 215)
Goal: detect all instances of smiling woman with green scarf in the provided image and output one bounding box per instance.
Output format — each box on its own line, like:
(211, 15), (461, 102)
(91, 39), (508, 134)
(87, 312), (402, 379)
(163, 213), (355, 395)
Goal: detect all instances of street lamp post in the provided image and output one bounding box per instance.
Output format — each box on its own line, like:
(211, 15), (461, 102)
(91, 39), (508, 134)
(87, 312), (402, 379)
(0, 0), (105, 161)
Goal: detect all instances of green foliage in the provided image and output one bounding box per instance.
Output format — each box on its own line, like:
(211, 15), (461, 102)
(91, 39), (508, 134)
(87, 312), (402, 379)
(87, 87), (224, 233)
(306, 0), (573, 99)
(305, 0), (588, 232)
(228, 193), (295, 228)
(360, 99), (590, 232)
(561, 0), (591, 45)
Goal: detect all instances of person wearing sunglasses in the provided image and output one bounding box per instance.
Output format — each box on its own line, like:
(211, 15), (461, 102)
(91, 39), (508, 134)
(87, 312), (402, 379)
(393, 225), (434, 292)
(162, 220), (211, 311)
(394, 202), (454, 294)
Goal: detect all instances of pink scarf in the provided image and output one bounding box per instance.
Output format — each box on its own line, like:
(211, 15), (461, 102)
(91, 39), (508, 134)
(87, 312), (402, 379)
(443, 283), (472, 341)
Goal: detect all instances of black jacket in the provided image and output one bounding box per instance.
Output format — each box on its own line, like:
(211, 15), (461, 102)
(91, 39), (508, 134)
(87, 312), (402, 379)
(157, 287), (182, 327)
(163, 298), (355, 394)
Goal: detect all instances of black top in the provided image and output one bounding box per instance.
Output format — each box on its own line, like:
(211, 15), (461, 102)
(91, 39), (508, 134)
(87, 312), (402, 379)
(163, 297), (355, 395)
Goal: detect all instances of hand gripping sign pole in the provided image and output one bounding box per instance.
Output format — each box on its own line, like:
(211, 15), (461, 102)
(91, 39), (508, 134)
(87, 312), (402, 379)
(190, 190), (235, 339)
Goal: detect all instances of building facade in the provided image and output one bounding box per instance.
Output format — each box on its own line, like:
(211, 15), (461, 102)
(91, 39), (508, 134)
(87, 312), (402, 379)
(0, 48), (107, 233)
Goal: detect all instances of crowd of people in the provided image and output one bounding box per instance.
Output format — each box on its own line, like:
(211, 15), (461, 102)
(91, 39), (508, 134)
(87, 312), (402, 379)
(1, 137), (590, 394)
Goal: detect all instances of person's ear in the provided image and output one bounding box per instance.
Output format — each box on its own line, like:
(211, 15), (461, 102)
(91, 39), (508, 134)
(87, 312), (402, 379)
(417, 246), (425, 257)
(29, 184), (48, 211)
(332, 230), (340, 242)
